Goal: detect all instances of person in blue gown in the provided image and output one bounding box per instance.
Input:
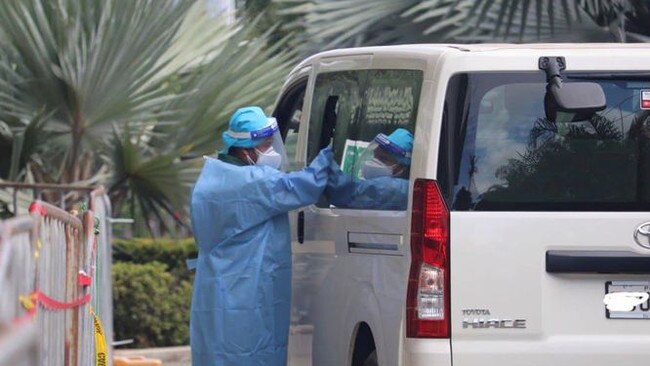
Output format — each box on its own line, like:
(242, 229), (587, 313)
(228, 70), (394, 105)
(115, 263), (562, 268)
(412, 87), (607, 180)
(190, 106), (333, 366)
(326, 128), (413, 210)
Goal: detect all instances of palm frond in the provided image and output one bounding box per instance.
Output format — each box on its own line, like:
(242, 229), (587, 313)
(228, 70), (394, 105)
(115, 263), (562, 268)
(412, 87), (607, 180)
(276, 0), (420, 52)
(7, 110), (52, 181)
(108, 126), (200, 229)
(278, 0), (621, 53)
(0, 0), (194, 183)
(621, 0), (650, 42)
(166, 18), (295, 157)
(454, 0), (612, 42)
(0, 0), (296, 235)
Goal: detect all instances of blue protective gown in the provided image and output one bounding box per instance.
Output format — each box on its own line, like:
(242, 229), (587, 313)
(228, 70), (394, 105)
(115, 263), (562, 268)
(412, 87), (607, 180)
(326, 168), (409, 210)
(190, 149), (331, 366)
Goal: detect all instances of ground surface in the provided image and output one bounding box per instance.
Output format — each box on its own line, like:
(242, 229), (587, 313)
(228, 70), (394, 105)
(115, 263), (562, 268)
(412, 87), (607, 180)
(114, 345), (190, 366)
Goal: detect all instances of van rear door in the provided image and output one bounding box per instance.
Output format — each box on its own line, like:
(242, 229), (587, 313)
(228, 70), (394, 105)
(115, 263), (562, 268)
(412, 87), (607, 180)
(440, 72), (650, 366)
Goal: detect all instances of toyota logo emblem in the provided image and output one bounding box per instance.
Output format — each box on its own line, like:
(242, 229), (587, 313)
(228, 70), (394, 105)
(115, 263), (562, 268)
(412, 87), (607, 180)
(633, 222), (650, 249)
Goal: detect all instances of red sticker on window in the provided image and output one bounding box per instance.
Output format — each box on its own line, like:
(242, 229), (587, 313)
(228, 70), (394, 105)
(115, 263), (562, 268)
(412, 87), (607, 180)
(642, 90), (650, 110)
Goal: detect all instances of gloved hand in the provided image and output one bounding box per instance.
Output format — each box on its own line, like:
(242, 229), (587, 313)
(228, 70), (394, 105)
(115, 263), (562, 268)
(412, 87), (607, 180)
(308, 147), (333, 180)
(324, 156), (355, 206)
(327, 159), (347, 186)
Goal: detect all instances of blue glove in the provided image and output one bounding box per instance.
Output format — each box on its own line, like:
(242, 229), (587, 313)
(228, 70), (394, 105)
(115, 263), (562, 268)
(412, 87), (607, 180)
(309, 147), (333, 181)
(325, 160), (356, 206)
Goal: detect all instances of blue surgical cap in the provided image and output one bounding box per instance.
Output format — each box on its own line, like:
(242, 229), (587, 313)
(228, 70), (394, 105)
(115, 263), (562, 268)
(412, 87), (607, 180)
(222, 106), (276, 151)
(375, 128), (413, 165)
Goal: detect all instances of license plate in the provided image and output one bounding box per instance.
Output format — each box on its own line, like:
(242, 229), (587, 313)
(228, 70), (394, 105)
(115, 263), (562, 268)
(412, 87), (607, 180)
(606, 281), (650, 319)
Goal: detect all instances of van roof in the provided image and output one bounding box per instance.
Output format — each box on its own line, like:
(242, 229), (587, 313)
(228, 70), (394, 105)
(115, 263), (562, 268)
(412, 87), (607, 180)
(313, 43), (650, 56)
(431, 43), (650, 51)
(291, 43), (650, 75)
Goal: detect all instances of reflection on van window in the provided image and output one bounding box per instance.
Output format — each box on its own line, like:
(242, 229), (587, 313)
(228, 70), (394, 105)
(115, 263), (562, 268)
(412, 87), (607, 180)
(449, 72), (650, 211)
(308, 71), (364, 163)
(309, 69), (423, 210)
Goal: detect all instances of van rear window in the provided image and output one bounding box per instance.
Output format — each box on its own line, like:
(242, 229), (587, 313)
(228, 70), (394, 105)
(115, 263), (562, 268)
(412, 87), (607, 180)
(442, 72), (650, 211)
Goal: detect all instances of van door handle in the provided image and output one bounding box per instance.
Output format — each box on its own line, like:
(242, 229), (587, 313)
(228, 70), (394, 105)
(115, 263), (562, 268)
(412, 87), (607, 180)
(546, 250), (650, 274)
(347, 232), (403, 255)
(297, 211), (305, 244)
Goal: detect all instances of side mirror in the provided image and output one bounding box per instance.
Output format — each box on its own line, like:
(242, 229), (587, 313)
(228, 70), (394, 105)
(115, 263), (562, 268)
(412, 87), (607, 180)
(545, 81), (606, 122)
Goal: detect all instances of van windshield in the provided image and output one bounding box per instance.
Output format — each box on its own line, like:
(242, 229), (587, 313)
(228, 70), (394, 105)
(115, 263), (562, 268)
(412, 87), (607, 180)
(446, 72), (650, 211)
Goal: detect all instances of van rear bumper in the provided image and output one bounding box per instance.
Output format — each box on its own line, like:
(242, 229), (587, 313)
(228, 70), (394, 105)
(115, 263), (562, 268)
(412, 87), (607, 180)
(403, 338), (452, 366)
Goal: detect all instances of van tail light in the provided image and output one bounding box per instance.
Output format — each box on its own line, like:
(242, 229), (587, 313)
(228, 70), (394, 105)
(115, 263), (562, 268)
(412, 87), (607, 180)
(407, 179), (450, 338)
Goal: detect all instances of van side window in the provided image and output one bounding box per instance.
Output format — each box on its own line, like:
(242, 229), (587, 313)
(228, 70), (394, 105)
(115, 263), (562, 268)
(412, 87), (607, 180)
(307, 71), (365, 164)
(274, 78), (307, 171)
(307, 71), (365, 207)
(309, 68), (423, 210)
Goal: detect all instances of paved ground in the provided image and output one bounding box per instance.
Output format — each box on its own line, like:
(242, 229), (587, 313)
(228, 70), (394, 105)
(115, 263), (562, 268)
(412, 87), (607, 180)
(113, 340), (311, 366)
(114, 346), (190, 366)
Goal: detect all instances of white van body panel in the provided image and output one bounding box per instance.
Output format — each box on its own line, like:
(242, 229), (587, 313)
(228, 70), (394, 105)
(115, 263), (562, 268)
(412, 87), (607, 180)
(278, 44), (650, 366)
(435, 46), (650, 366)
(403, 339), (452, 365)
(451, 212), (650, 366)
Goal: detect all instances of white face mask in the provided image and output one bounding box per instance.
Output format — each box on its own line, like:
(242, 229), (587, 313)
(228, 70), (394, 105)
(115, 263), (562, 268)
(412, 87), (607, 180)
(253, 146), (282, 169)
(362, 158), (394, 179)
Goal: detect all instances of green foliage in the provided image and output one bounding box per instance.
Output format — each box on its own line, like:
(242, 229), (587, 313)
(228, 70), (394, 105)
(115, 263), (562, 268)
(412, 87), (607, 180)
(113, 238), (197, 282)
(112, 238), (198, 347)
(238, 0), (294, 46)
(278, 0), (650, 55)
(113, 261), (192, 348)
(0, 0), (294, 234)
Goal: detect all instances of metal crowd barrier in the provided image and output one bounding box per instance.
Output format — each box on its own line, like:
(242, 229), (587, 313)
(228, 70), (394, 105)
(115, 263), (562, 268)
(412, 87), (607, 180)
(0, 321), (38, 366)
(89, 188), (114, 365)
(0, 217), (39, 366)
(0, 185), (113, 366)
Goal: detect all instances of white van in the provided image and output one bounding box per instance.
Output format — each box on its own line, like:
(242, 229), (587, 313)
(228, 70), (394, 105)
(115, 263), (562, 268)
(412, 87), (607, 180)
(271, 44), (650, 366)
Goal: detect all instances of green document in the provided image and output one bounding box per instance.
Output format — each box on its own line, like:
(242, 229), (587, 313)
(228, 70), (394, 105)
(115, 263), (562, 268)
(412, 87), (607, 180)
(341, 139), (370, 179)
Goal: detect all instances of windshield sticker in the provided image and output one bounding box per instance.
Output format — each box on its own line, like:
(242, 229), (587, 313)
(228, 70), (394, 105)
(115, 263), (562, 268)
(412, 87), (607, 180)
(341, 139), (370, 178)
(641, 90), (650, 110)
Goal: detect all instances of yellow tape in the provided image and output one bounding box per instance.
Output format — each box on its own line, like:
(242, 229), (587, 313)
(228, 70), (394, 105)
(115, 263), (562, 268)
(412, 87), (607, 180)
(90, 306), (108, 366)
(34, 239), (42, 259)
(19, 294), (35, 311)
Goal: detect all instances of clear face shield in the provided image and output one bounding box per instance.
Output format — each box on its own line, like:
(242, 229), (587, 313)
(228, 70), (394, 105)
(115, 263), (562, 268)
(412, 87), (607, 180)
(353, 133), (410, 179)
(224, 117), (289, 170)
(248, 118), (289, 171)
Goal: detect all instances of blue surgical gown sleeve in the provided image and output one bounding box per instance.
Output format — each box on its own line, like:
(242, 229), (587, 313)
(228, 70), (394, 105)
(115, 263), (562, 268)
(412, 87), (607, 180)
(214, 147), (332, 237)
(250, 147), (330, 210)
(325, 162), (409, 210)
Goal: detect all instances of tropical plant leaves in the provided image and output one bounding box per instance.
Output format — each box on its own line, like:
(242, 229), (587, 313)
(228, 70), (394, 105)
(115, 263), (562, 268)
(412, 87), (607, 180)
(276, 0), (643, 54)
(168, 19), (295, 157)
(0, 0), (294, 235)
(109, 126), (200, 232)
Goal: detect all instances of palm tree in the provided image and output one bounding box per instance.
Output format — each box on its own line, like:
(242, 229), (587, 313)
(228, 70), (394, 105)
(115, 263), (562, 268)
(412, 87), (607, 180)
(275, 0), (650, 54)
(0, 0), (294, 234)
